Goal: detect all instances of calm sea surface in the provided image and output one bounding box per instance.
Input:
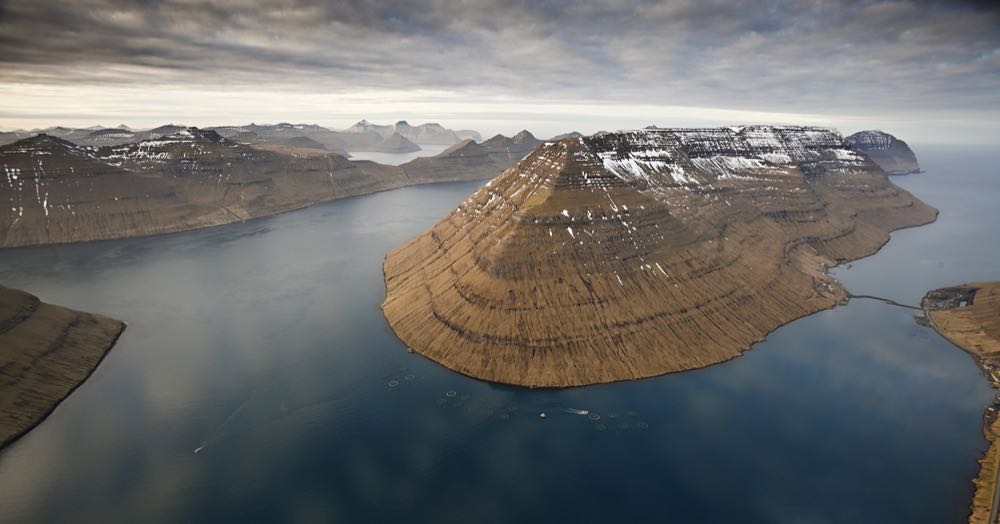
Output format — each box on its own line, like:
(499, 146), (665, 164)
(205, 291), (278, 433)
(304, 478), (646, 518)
(347, 144), (449, 165)
(0, 146), (997, 523)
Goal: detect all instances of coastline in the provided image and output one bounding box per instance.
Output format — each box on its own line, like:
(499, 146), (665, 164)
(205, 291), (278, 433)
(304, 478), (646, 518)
(0, 288), (127, 450)
(0, 174), (494, 252)
(920, 282), (1000, 524)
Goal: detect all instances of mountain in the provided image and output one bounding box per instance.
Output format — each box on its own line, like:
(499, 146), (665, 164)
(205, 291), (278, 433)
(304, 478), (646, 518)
(85, 127), (138, 144)
(0, 124), (196, 148)
(207, 123), (350, 156)
(455, 129), (483, 142)
(0, 285), (124, 448)
(345, 119), (392, 136)
(400, 131), (543, 183)
(381, 126), (937, 387)
(551, 131), (584, 140)
(0, 129), (408, 247)
(845, 130), (920, 175)
(149, 124), (187, 136)
(229, 130), (332, 157)
(371, 132), (421, 153)
(0, 126), (527, 248)
(344, 120), (480, 146)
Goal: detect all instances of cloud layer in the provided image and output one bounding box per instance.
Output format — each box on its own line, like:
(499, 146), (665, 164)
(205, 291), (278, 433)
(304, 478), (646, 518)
(0, 0), (997, 142)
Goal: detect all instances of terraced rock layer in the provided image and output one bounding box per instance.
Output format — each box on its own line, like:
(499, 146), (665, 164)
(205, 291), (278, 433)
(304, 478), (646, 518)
(0, 286), (124, 448)
(383, 126), (938, 387)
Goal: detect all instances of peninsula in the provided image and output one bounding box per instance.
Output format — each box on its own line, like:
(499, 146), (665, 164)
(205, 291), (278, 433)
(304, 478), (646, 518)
(0, 286), (124, 448)
(382, 126), (937, 387)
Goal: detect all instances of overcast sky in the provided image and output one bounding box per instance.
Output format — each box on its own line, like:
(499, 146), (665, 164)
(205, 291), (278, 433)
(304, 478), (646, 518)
(1, 0), (997, 144)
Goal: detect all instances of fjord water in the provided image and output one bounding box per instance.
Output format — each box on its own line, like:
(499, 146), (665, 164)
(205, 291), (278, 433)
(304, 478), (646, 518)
(0, 146), (997, 523)
(346, 144), (450, 165)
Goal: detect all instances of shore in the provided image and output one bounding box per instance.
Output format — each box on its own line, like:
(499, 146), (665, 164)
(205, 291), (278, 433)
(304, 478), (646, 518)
(0, 286), (125, 449)
(921, 281), (1000, 524)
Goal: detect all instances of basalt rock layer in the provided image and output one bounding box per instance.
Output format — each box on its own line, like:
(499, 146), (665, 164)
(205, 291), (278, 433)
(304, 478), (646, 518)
(382, 126), (937, 387)
(0, 286), (124, 448)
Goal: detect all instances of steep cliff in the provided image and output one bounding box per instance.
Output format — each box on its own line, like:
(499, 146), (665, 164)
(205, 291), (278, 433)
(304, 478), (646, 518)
(846, 130), (920, 175)
(382, 126), (938, 387)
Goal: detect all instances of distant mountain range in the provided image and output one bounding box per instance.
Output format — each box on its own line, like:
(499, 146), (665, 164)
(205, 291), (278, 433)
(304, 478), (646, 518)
(0, 127), (542, 247)
(1, 124), (921, 250)
(345, 120), (482, 145)
(0, 121), (485, 154)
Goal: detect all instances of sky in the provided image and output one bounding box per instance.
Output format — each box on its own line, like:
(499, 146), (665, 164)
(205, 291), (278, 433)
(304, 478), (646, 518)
(0, 0), (998, 144)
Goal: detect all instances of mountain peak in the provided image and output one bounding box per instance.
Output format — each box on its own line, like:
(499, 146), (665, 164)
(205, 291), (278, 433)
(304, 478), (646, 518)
(512, 130), (536, 142)
(8, 133), (80, 152)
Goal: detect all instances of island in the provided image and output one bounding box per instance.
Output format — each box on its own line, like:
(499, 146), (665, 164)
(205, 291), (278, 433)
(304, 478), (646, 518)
(0, 286), (125, 448)
(382, 126), (937, 387)
(846, 130), (921, 175)
(922, 281), (1000, 524)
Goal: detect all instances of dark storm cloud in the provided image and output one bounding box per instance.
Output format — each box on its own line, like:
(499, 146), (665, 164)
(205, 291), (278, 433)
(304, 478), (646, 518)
(0, 0), (997, 114)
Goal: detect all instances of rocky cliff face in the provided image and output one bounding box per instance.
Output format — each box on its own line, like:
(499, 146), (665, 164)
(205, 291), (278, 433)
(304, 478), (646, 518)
(382, 125), (938, 387)
(846, 130), (920, 175)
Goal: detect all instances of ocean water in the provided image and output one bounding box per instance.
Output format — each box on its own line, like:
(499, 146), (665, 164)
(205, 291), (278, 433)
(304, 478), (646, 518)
(0, 146), (997, 523)
(347, 144), (450, 166)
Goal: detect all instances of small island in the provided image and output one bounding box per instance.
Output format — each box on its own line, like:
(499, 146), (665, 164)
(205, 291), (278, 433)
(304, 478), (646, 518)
(846, 130), (921, 175)
(922, 281), (1000, 524)
(0, 286), (125, 448)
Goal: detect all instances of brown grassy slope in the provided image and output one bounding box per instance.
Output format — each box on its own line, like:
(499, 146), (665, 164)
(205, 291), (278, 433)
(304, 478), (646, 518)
(383, 129), (937, 387)
(0, 133), (412, 248)
(0, 286), (124, 448)
(924, 282), (1000, 524)
(927, 282), (1000, 360)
